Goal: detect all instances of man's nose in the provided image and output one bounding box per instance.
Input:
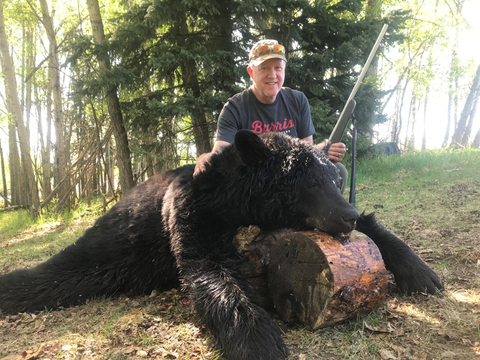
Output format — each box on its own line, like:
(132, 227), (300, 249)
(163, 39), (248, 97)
(266, 69), (276, 78)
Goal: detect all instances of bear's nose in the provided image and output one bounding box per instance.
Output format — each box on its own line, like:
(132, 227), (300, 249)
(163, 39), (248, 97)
(341, 208), (360, 232)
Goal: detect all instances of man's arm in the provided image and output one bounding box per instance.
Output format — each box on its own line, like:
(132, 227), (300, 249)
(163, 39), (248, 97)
(300, 135), (314, 145)
(193, 140), (230, 176)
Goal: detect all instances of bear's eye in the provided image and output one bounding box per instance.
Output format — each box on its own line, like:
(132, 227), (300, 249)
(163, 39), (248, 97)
(305, 177), (321, 188)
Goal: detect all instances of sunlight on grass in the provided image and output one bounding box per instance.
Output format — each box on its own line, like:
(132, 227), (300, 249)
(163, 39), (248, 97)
(449, 289), (480, 305)
(0, 198), (109, 269)
(0, 210), (33, 239)
(391, 301), (442, 325)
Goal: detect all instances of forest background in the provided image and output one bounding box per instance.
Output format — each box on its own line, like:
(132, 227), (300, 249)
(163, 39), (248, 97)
(0, 0), (479, 217)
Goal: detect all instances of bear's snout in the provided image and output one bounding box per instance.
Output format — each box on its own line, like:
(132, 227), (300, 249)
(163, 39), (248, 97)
(341, 207), (360, 233)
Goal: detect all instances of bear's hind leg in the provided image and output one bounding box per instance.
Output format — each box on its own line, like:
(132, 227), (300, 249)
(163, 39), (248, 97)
(356, 213), (444, 295)
(0, 249), (123, 314)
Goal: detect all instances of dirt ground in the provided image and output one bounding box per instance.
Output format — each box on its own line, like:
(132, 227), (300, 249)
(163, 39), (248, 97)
(1, 182), (479, 359)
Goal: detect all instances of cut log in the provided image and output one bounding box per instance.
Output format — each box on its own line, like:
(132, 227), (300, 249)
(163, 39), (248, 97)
(233, 227), (388, 329)
(233, 226), (294, 308)
(268, 230), (388, 330)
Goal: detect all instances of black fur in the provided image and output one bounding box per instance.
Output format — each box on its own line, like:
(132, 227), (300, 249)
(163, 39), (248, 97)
(0, 131), (443, 360)
(356, 213), (444, 294)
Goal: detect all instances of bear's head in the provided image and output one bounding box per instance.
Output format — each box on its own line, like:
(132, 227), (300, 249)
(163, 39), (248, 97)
(231, 130), (359, 235)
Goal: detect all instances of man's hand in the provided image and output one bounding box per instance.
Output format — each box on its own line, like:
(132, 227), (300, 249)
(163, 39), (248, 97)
(328, 142), (347, 163)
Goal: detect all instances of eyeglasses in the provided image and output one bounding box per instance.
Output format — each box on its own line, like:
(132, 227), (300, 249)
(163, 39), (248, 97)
(250, 44), (285, 61)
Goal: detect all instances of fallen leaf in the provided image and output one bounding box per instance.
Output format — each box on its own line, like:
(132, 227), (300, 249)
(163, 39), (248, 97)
(418, 249), (434, 254)
(21, 344), (44, 360)
(441, 350), (458, 358)
(379, 348), (398, 360)
(364, 321), (396, 334)
(473, 342), (480, 355)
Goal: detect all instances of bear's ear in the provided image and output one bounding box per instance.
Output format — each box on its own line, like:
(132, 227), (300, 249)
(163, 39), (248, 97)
(234, 130), (271, 165)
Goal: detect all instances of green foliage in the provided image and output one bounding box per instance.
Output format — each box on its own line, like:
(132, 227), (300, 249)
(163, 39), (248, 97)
(2, 0), (411, 189)
(62, 0), (410, 166)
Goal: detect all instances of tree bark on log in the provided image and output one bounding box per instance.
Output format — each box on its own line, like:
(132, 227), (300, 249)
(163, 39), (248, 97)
(234, 227), (388, 329)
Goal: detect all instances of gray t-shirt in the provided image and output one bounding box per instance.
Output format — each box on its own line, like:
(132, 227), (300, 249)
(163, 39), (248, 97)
(216, 87), (315, 143)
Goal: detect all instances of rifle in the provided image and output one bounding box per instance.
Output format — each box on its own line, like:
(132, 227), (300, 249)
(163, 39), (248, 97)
(328, 24), (389, 206)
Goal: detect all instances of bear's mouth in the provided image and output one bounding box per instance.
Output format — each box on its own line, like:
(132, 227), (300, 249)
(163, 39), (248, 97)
(304, 217), (356, 236)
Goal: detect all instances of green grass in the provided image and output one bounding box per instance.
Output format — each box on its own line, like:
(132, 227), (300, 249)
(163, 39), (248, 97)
(348, 148), (480, 233)
(0, 197), (108, 268)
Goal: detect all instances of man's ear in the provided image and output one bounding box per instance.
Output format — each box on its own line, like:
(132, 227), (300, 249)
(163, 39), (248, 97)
(234, 130), (270, 165)
(247, 65), (254, 80)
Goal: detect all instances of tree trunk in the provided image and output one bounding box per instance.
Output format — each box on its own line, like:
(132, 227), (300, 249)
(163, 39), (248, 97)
(215, 0), (237, 96)
(391, 75), (410, 145)
(421, 92), (428, 151)
(473, 127), (480, 148)
(461, 82), (479, 146)
(86, 0), (134, 195)
(404, 93), (414, 151)
(155, 76), (177, 173)
(0, 0), (40, 217)
(176, 13), (212, 156)
(443, 82), (453, 147)
(451, 64), (480, 147)
(38, 0), (67, 211)
(443, 45), (459, 147)
(8, 122), (21, 206)
(0, 139), (9, 207)
(364, 0), (382, 79)
(36, 81), (52, 199)
(25, 28), (34, 141)
(408, 94), (418, 152)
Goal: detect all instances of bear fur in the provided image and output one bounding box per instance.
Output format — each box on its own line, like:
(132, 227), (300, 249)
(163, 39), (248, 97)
(0, 131), (443, 360)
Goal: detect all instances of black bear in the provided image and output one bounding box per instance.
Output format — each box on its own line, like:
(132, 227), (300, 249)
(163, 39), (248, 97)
(0, 131), (443, 360)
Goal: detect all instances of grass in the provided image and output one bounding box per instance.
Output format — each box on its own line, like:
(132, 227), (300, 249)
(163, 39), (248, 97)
(350, 148), (480, 232)
(0, 200), (106, 268)
(1, 148), (480, 359)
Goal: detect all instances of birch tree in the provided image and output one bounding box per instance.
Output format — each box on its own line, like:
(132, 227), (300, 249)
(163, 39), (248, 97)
(0, 0), (40, 217)
(37, 0), (68, 211)
(451, 64), (480, 147)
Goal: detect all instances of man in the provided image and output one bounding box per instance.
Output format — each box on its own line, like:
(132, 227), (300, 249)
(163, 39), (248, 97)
(194, 39), (348, 193)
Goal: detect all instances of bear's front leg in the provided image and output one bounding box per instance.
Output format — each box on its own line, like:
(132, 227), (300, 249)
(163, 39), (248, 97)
(177, 255), (288, 360)
(356, 213), (444, 295)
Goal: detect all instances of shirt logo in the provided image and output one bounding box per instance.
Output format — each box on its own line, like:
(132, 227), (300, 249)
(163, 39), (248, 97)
(251, 118), (294, 134)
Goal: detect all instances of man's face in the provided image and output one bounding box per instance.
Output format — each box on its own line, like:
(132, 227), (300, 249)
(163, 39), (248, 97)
(248, 58), (285, 104)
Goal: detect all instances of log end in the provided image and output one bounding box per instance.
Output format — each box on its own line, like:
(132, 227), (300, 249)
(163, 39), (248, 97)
(268, 230), (388, 330)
